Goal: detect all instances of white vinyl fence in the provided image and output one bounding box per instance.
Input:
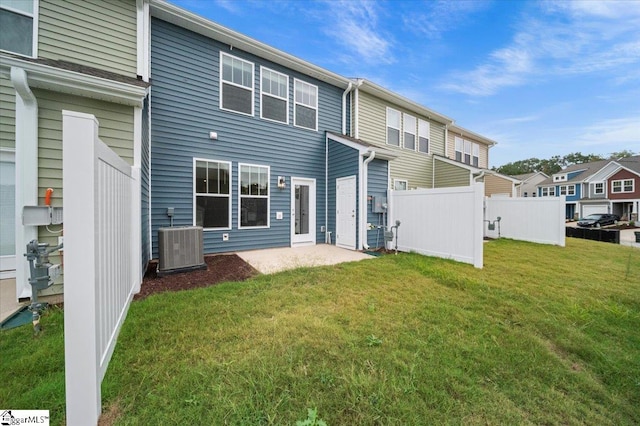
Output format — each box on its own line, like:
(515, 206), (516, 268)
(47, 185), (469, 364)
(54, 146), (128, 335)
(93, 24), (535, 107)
(388, 184), (484, 268)
(63, 111), (141, 425)
(484, 196), (566, 246)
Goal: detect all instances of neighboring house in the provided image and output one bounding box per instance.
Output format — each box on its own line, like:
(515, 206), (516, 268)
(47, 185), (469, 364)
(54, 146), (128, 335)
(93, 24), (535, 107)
(349, 79), (454, 190)
(150, 1), (402, 256)
(606, 156), (640, 220)
(0, 0), (150, 301)
(512, 171), (548, 197)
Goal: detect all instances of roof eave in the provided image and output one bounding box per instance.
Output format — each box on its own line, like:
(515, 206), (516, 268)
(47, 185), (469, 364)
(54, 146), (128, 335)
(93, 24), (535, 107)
(150, 0), (351, 89)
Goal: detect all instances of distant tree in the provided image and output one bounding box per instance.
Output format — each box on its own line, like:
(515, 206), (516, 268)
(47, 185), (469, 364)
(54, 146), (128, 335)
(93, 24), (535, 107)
(609, 150), (637, 159)
(495, 152), (605, 176)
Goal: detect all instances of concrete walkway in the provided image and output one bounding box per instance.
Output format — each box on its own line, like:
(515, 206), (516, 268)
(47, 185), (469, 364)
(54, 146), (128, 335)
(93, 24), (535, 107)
(1, 278), (25, 323)
(620, 228), (640, 248)
(236, 244), (374, 274)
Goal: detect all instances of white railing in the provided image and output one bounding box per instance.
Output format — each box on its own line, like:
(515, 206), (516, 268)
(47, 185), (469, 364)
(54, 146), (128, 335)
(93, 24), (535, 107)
(62, 111), (141, 426)
(485, 196), (566, 246)
(388, 184), (484, 268)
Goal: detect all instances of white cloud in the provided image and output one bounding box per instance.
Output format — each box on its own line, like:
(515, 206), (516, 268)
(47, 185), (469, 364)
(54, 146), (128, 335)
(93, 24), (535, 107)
(320, 0), (394, 65)
(574, 116), (640, 148)
(402, 0), (491, 39)
(442, 1), (640, 96)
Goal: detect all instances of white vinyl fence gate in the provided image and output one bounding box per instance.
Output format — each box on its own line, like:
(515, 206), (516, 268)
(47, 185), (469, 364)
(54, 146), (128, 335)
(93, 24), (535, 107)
(63, 111), (141, 425)
(388, 184), (484, 268)
(484, 196), (566, 246)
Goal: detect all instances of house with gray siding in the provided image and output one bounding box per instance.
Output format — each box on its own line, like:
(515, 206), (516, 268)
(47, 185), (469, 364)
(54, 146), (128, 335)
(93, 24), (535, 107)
(0, 0), (150, 307)
(151, 1), (387, 257)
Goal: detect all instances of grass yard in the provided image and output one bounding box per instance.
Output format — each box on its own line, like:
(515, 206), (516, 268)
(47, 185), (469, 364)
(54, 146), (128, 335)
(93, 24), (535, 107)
(2, 238), (639, 425)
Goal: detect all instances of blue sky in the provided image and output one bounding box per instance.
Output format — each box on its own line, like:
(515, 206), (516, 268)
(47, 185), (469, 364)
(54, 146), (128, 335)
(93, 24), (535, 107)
(169, 0), (640, 167)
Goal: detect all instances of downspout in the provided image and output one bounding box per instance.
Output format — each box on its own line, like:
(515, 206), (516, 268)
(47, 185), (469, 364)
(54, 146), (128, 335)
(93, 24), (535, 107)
(11, 67), (39, 299)
(325, 133), (328, 243)
(354, 79), (364, 139)
(341, 81), (352, 135)
(361, 150), (376, 250)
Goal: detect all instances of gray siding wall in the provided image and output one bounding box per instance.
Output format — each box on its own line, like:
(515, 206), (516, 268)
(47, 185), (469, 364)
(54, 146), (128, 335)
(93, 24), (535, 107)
(38, 0), (138, 77)
(151, 19), (343, 256)
(0, 77), (15, 149)
(141, 96), (150, 270)
(327, 139), (359, 245)
(366, 158), (388, 249)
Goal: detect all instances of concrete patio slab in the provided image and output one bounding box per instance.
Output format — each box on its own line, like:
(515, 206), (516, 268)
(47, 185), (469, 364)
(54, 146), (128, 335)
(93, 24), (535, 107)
(1, 278), (25, 323)
(236, 244), (374, 274)
(620, 228), (640, 248)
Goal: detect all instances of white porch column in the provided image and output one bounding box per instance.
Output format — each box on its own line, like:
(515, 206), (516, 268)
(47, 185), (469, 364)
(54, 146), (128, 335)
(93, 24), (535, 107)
(11, 67), (38, 299)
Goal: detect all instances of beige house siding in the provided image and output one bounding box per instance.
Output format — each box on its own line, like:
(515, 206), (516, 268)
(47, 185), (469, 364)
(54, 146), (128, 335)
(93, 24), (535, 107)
(0, 77), (15, 149)
(38, 0), (138, 77)
(34, 88), (134, 296)
(434, 160), (470, 188)
(357, 90), (447, 188)
(446, 131), (490, 169)
(485, 174), (513, 197)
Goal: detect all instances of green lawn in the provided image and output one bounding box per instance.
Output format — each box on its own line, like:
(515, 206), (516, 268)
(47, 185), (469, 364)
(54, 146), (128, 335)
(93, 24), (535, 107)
(2, 238), (639, 425)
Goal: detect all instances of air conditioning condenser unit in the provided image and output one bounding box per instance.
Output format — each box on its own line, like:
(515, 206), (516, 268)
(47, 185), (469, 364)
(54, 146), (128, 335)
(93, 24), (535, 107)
(158, 226), (206, 275)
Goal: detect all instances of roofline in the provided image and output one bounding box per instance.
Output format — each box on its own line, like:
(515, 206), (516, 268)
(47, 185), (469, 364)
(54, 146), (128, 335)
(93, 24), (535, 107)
(357, 79), (454, 126)
(0, 55), (147, 107)
(151, 0), (352, 89)
(326, 132), (398, 161)
(448, 124), (497, 147)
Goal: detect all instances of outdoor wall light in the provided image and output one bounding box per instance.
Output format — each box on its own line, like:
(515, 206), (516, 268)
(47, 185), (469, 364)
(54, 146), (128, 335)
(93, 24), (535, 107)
(278, 176), (286, 189)
(209, 131), (218, 140)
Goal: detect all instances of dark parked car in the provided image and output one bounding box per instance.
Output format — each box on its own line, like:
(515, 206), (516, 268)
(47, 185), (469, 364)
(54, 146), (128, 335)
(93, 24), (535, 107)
(577, 213), (619, 228)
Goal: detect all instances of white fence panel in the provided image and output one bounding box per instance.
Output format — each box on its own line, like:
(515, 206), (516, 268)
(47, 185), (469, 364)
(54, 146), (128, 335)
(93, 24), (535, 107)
(484, 196), (566, 246)
(63, 111), (141, 425)
(389, 184), (484, 268)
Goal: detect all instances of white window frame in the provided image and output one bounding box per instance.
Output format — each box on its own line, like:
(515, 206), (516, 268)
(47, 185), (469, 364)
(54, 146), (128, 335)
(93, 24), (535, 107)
(386, 107), (400, 147)
(472, 143), (479, 167)
(219, 52), (255, 116)
(293, 78), (318, 131)
(593, 182), (604, 195)
(260, 66), (289, 124)
(567, 185), (575, 196)
(541, 186), (556, 197)
(464, 140), (472, 165)
(418, 119), (430, 154)
(193, 158), (232, 230)
(403, 113), (416, 151)
(238, 163), (270, 229)
(454, 136), (463, 162)
(612, 179), (634, 193)
(393, 179), (408, 191)
(0, 0), (38, 58)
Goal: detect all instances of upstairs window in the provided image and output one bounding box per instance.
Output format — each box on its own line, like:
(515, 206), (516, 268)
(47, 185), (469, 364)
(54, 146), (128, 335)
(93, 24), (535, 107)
(472, 143), (479, 167)
(386, 107), (400, 146)
(403, 113), (416, 150)
(464, 140), (472, 164)
(194, 159), (231, 229)
(454, 137), (463, 161)
(239, 164), (270, 228)
(260, 67), (288, 124)
(418, 119), (430, 153)
(612, 179), (634, 193)
(0, 0), (36, 57)
(541, 186), (556, 197)
(220, 53), (254, 115)
(294, 79), (318, 131)
(559, 185), (574, 196)
(594, 182), (604, 194)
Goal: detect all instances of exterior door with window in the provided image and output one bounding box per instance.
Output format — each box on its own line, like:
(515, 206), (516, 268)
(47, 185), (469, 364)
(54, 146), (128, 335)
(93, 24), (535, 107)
(291, 177), (316, 246)
(336, 176), (356, 250)
(0, 150), (16, 278)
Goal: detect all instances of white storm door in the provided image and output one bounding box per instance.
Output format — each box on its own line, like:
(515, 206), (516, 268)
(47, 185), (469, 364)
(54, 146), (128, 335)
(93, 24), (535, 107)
(0, 150), (16, 278)
(336, 175), (356, 250)
(291, 177), (316, 246)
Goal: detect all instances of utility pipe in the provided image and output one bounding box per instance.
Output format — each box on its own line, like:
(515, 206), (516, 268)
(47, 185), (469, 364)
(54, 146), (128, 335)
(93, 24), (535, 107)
(11, 66), (39, 299)
(361, 150), (376, 250)
(341, 81), (353, 135)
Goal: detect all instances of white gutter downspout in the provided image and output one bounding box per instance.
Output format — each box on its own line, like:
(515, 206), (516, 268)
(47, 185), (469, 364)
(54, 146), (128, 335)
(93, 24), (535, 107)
(11, 67), (38, 299)
(354, 79), (363, 139)
(361, 150), (376, 250)
(341, 81), (353, 135)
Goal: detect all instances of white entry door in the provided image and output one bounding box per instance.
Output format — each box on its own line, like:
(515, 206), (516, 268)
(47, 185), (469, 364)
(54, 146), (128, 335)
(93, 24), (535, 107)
(0, 150), (16, 279)
(291, 177), (316, 246)
(336, 175), (356, 250)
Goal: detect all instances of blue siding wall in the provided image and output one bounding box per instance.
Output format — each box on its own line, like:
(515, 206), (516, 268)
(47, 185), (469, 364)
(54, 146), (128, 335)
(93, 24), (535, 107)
(327, 139), (359, 244)
(151, 19), (344, 257)
(141, 96), (150, 270)
(366, 158), (388, 249)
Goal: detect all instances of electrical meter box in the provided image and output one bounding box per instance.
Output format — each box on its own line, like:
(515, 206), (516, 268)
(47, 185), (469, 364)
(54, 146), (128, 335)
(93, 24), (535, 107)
(372, 195), (387, 213)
